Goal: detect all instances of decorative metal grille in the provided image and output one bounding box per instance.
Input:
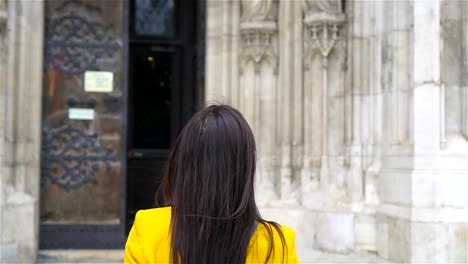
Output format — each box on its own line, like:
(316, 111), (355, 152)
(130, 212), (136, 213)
(41, 124), (118, 191)
(44, 0), (121, 75)
(135, 0), (176, 36)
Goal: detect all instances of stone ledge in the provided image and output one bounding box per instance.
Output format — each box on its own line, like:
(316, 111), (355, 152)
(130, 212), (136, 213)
(38, 249), (393, 264)
(38, 250), (124, 263)
(378, 203), (468, 223)
(299, 250), (394, 264)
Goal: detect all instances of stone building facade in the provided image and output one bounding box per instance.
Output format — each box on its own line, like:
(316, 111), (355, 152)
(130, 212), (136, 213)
(1, 0), (468, 263)
(206, 0), (468, 263)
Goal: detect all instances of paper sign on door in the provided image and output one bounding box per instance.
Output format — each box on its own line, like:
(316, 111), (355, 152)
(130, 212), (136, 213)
(84, 71), (113, 93)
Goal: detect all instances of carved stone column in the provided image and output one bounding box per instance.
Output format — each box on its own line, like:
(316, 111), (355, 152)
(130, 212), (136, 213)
(0, 0), (7, 205)
(464, 1), (468, 140)
(239, 0), (279, 206)
(303, 1), (344, 191)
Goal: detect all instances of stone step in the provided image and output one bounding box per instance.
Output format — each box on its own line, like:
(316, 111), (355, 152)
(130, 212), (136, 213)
(38, 249), (393, 264)
(38, 250), (124, 263)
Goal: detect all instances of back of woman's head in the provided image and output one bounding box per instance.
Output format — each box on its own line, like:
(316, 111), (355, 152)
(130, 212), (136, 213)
(162, 105), (257, 218)
(160, 105), (285, 264)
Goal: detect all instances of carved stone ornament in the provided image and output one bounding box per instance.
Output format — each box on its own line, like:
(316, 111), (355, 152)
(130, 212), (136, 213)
(241, 0), (276, 23)
(305, 0), (342, 16)
(304, 0), (345, 66)
(302, 1), (345, 189)
(240, 21), (277, 74)
(0, 0), (7, 35)
(239, 0), (278, 74)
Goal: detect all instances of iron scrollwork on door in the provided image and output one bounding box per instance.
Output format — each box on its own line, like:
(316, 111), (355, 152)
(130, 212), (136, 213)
(41, 124), (118, 191)
(44, 0), (122, 74)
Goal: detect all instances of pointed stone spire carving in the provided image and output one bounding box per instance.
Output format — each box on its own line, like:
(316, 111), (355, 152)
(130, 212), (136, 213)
(239, 0), (278, 74)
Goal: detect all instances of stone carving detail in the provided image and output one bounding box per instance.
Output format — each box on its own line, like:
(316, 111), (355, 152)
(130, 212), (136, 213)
(305, 0), (342, 16)
(239, 0), (278, 73)
(44, 1), (121, 75)
(304, 0), (345, 63)
(0, 0), (6, 35)
(241, 0), (276, 22)
(303, 1), (345, 189)
(239, 0), (279, 206)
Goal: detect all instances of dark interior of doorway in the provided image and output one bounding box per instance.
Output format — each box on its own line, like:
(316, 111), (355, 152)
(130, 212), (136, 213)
(126, 0), (205, 234)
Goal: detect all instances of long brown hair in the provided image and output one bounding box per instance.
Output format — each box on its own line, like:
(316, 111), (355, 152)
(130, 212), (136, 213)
(159, 105), (286, 264)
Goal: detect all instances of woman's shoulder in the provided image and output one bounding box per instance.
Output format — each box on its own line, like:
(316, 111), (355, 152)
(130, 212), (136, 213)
(126, 207), (173, 263)
(248, 221), (299, 262)
(133, 206), (172, 233)
(136, 206), (172, 219)
(254, 221), (296, 240)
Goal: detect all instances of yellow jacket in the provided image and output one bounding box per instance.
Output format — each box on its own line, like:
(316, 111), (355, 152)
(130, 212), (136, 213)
(125, 207), (300, 263)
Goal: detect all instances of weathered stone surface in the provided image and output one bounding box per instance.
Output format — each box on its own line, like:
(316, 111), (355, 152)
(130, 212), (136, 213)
(0, 0), (43, 263)
(0, 0), (467, 262)
(315, 212), (355, 253)
(206, 0), (468, 263)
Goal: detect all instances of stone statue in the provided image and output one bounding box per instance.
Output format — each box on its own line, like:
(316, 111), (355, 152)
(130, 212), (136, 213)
(241, 0), (277, 23)
(0, 0), (7, 34)
(305, 0), (342, 15)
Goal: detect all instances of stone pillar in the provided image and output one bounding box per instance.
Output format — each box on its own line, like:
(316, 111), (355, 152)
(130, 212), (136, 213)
(205, 0), (240, 106)
(276, 0), (297, 206)
(0, 0), (44, 262)
(459, 0), (468, 140)
(301, 0), (356, 254)
(205, 0), (306, 250)
(238, 0), (280, 207)
(0, 0), (8, 259)
(377, 0), (468, 262)
(302, 0), (345, 193)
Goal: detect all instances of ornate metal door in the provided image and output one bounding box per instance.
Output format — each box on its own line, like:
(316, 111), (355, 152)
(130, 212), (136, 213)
(39, 0), (127, 248)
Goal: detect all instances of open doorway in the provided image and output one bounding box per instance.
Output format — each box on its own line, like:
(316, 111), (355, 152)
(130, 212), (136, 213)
(126, 0), (204, 233)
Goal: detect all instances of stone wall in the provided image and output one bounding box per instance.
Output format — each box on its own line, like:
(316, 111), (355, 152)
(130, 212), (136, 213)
(0, 0), (8, 259)
(377, 1), (468, 262)
(205, 0), (468, 262)
(0, 0), (44, 263)
(0, 0), (466, 262)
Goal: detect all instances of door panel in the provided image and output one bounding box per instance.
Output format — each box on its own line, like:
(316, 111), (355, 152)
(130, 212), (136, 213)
(39, 0), (126, 248)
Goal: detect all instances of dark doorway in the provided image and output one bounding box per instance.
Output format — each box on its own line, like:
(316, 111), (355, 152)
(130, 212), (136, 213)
(126, 0), (204, 233)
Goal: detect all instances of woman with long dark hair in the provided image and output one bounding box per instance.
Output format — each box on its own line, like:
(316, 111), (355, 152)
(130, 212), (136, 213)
(125, 105), (299, 263)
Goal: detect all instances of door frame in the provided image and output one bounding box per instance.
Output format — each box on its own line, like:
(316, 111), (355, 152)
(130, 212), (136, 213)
(124, 0), (201, 232)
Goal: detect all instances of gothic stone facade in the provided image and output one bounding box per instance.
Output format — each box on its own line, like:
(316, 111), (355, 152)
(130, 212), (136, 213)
(1, 0), (468, 263)
(206, 0), (468, 263)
